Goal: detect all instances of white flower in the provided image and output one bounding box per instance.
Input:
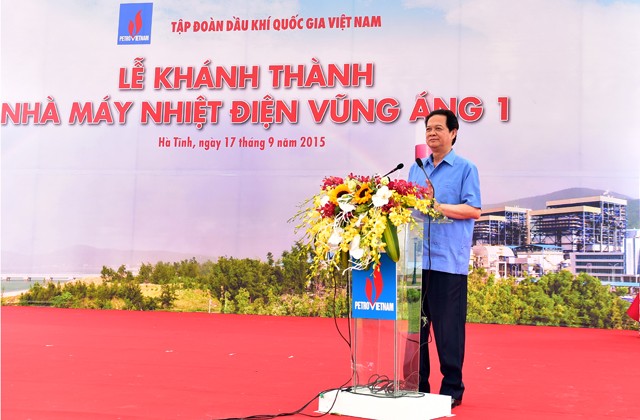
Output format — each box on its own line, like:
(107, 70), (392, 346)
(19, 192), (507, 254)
(349, 234), (364, 260)
(338, 201), (356, 213)
(328, 227), (344, 248)
(372, 185), (393, 207)
(319, 194), (330, 207)
(337, 195), (355, 213)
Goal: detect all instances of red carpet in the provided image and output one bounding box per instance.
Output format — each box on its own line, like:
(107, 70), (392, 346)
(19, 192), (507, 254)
(2, 306), (639, 419)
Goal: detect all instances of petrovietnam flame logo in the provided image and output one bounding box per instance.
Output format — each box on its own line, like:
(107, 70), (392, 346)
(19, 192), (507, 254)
(129, 11), (143, 38)
(352, 260), (395, 319)
(365, 264), (384, 306)
(118, 3), (152, 45)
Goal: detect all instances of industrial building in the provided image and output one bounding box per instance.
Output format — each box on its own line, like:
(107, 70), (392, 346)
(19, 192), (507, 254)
(530, 196), (626, 253)
(473, 206), (529, 246)
(472, 195), (638, 286)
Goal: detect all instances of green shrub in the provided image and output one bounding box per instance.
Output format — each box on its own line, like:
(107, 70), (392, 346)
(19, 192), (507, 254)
(51, 292), (74, 308)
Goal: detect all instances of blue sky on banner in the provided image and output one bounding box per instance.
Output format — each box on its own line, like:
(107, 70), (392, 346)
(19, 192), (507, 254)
(1, 0), (639, 268)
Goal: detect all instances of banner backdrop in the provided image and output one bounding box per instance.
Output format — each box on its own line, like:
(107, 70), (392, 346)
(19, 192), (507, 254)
(2, 0), (639, 274)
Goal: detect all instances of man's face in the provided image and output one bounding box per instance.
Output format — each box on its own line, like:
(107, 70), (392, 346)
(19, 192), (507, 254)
(425, 114), (456, 153)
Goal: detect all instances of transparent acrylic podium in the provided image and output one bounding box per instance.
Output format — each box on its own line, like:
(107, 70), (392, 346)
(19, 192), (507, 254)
(318, 214), (452, 420)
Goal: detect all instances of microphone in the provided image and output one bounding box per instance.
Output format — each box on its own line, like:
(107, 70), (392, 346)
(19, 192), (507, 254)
(415, 158), (435, 198)
(381, 163), (404, 179)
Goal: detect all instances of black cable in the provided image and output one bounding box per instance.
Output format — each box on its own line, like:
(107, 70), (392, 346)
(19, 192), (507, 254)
(210, 267), (355, 420)
(416, 157), (434, 343)
(421, 216), (433, 344)
(345, 374), (425, 399)
(332, 267), (351, 348)
(209, 379), (352, 420)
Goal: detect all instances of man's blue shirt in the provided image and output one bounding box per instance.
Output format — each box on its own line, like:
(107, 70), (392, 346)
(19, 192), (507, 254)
(408, 149), (481, 275)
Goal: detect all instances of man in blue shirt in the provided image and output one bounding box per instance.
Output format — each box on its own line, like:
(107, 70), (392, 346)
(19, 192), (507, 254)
(408, 109), (481, 409)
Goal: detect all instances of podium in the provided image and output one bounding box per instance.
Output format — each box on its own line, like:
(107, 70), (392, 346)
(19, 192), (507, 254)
(318, 216), (452, 420)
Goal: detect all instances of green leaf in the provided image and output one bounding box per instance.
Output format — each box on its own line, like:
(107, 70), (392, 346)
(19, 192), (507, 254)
(382, 219), (400, 262)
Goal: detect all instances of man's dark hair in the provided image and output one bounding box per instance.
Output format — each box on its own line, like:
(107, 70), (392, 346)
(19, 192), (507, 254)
(425, 108), (459, 145)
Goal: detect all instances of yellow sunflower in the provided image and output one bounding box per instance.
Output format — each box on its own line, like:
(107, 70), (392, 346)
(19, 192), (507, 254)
(329, 184), (351, 204)
(353, 183), (373, 204)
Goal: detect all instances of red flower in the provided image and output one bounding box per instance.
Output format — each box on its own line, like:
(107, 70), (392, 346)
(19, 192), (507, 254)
(321, 176), (344, 190)
(319, 202), (337, 218)
(381, 198), (398, 213)
(348, 173), (373, 183)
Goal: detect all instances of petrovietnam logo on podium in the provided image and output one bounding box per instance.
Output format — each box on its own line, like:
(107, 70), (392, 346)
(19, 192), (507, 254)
(117, 3), (153, 45)
(352, 254), (397, 320)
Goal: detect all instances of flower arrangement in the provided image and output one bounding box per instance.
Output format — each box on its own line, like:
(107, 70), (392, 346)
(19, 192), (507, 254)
(293, 173), (444, 277)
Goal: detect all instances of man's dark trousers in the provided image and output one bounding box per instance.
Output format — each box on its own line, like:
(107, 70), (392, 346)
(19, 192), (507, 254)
(418, 269), (467, 401)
